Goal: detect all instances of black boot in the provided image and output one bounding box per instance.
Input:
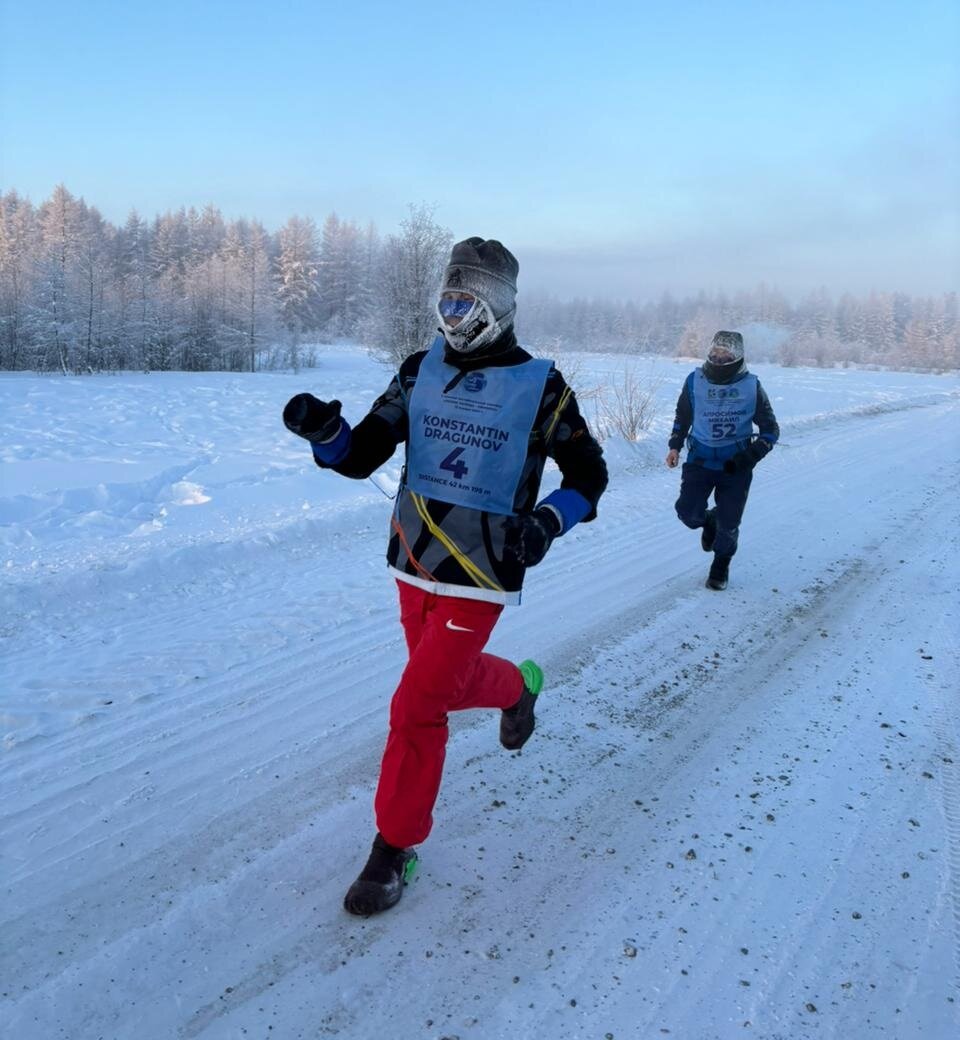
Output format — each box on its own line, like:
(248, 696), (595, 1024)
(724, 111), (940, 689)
(700, 508), (717, 552)
(500, 660), (544, 750)
(343, 833), (418, 916)
(706, 554), (730, 591)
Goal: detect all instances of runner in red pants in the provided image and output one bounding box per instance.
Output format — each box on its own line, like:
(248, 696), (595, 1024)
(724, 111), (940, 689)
(284, 238), (608, 915)
(375, 582), (522, 848)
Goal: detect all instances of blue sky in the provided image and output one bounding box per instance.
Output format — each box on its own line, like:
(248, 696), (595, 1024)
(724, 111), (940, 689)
(1, 0), (957, 299)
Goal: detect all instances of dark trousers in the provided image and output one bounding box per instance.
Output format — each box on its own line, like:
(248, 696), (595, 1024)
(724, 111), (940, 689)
(675, 462), (753, 558)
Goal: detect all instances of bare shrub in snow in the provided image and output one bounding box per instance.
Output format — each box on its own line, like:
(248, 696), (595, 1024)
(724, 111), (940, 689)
(594, 364), (662, 441)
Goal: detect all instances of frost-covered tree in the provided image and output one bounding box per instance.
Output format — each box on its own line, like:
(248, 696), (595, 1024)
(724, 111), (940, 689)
(220, 218), (274, 370)
(318, 214), (365, 338)
(74, 204), (112, 371)
(150, 209), (191, 284)
(366, 204), (452, 368)
(113, 211), (152, 369)
(796, 287), (836, 340)
(863, 292), (897, 361)
(190, 204), (226, 265)
(33, 185), (87, 373)
(146, 210), (193, 369)
(676, 308), (719, 358)
(0, 191), (38, 368)
(0, 185), (955, 374)
(274, 215), (322, 368)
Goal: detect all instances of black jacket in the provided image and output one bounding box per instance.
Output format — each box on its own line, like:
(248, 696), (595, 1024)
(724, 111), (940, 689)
(668, 365), (780, 458)
(318, 331), (608, 601)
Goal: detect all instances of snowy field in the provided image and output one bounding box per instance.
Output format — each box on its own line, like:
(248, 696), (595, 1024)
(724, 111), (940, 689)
(2, 346), (959, 1040)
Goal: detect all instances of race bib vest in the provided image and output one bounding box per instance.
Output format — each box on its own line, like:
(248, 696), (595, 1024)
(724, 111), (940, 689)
(690, 369), (758, 452)
(406, 339), (552, 515)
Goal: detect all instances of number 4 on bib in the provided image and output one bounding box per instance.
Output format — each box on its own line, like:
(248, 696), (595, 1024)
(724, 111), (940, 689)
(440, 448), (469, 481)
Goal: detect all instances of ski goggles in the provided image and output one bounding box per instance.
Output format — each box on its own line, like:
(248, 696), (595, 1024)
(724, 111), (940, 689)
(438, 294), (477, 320)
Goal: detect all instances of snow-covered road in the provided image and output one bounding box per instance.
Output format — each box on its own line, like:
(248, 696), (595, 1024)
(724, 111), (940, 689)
(2, 355), (958, 1039)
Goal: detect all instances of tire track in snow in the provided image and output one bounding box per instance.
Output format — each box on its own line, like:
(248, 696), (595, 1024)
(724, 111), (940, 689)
(0, 511), (878, 1030)
(145, 509), (924, 1039)
(927, 579), (960, 996)
(398, 481), (956, 1039)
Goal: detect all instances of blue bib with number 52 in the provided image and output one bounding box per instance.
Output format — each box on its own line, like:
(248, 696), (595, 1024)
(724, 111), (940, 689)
(406, 339), (552, 515)
(690, 369), (758, 452)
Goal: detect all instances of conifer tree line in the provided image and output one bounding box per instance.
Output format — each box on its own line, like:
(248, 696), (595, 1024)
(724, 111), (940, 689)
(1, 185), (956, 373)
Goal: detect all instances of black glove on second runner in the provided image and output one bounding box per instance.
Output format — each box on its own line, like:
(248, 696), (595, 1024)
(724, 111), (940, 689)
(503, 507), (562, 567)
(283, 394), (342, 443)
(723, 438), (770, 475)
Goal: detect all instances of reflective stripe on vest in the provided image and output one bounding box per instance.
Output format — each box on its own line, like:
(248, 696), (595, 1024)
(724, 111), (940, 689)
(406, 340), (552, 515)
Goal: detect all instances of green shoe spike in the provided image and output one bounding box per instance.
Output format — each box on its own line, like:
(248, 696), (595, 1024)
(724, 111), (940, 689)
(518, 659), (544, 696)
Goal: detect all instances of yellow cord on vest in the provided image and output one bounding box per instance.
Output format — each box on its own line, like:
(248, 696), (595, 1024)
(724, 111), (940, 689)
(410, 492), (504, 592)
(404, 365), (567, 593)
(543, 385), (572, 445)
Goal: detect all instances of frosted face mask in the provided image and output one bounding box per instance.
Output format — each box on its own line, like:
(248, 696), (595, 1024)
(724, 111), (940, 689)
(704, 345), (744, 383)
(437, 292), (498, 353)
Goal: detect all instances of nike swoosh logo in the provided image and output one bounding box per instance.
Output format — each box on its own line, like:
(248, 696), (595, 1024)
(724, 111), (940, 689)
(445, 620), (474, 632)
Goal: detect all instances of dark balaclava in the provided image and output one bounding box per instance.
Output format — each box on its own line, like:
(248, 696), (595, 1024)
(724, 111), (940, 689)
(437, 237), (519, 354)
(703, 330), (746, 383)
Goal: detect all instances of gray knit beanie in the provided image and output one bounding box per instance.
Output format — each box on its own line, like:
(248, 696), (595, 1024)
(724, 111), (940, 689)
(440, 238), (519, 328)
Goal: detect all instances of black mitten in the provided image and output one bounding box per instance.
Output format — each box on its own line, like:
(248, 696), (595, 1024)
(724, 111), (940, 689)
(503, 507), (562, 567)
(723, 451), (751, 475)
(283, 394), (342, 443)
(723, 439), (770, 474)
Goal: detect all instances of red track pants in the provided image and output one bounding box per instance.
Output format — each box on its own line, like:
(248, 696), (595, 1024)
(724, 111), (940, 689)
(374, 580), (525, 848)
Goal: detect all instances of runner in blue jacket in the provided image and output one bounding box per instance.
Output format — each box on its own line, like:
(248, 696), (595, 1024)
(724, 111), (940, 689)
(665, 331), (779, 590)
